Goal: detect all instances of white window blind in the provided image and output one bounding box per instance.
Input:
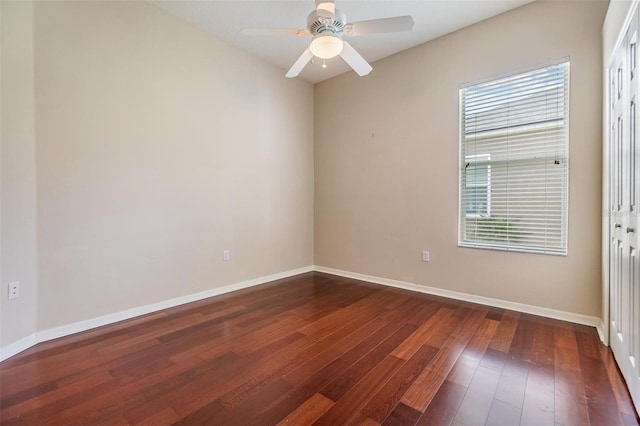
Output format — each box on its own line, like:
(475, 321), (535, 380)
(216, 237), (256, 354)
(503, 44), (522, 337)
(459, 61), (569, 255)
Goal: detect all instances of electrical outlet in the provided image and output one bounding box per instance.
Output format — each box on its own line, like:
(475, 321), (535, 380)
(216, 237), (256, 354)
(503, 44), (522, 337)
(422, 251), (430, 262)
(223, 250), (230, 262)
(8, 282), (20, 299)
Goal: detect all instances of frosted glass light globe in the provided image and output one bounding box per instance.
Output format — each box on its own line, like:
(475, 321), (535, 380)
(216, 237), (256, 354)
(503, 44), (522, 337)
(310, 35), (344, 59)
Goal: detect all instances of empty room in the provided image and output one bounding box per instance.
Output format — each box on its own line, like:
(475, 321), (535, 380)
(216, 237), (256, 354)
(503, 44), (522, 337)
(1, 0), (639, 424)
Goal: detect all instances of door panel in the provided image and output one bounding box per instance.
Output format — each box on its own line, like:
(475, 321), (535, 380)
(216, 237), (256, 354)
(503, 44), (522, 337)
(609, 9), (640, 414)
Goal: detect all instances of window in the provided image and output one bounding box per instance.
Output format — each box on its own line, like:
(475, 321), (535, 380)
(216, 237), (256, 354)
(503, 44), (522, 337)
(459, 61), (569, 255)
(465, 154), (490, 217)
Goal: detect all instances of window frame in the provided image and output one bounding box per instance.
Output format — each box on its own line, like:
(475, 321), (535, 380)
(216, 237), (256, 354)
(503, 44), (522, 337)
(458, 59), (570, 256)
(464, 154), (491, 219)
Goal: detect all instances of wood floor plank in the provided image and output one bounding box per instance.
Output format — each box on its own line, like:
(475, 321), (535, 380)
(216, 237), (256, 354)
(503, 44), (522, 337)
(315, 356), (404, 425)
(508, 315), (537, 362)
(519, 364), (555, 426)
(390, 307), (455, 360)
(1, 311), (168, 373)
(479, 347), (508, 372)
(174, 379), (292, 425)
(348, 413), (381, 426)
(215, 325), (367, 409)
(134, 406), (180, 426)
(520, 322), (555, 426)
(1, 371), (113, 420)
(194, 312), (310, 361)
(488, 310), (520, 353)
(30, 351), (238, 425)
(415, 379), (467, 426)
(485, 399), (523, 426)
(485, 308), (505, 322)
(447, 317), (499, 387)
(382, 402), (422, 426)
(276, 393), (334, 425)
(450, 365), (501, 425)
(599, 342), (640, 418)
(281, 304), (412, 388)
(1, 272), (637, 426)
(0, 333), (142, 391)
(0, 380), (58, 411)
(554, 368), (590, 426)
(400, 308), (485, 412)
(158, 333), (304, 418)
(577, 331), (627, 426)
(361, 344), (439, 423)
(554, 326), (589, 426)
(487, 315), (535, 415)
(320, 324), (417, 402)
(243, 308), (417, 424)
(492, 357), (528, 410)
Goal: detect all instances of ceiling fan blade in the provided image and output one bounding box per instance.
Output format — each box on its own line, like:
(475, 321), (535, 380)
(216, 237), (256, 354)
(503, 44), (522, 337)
(339, 41), (372, 77)
(315, 0), (335, 18)
(346, 16), (414, 36)
(286, 48), (314, 78)
(241, 28), (309, 36)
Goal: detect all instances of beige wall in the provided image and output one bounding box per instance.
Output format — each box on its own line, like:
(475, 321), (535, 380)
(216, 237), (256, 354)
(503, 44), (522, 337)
(1, 0), (39, 348)
(0, 0), (610, 355)
(34, 1), (314, 330)
(315, 0), (608, 317)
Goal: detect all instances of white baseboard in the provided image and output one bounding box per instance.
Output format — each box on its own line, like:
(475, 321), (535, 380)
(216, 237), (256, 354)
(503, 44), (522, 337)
(1, 264), (604, 362)
(313, 266), (602, 328)
(0, 266), (313, 362)
(0, 334), (38, 362)
(596, 318), (607, 344)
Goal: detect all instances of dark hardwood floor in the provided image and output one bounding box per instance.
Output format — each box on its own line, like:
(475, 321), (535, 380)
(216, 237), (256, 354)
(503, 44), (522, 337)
(1, 272), (638, 425)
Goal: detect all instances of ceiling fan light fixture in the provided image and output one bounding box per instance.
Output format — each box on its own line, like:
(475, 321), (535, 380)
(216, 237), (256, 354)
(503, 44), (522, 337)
(310, 35), (344, 59)
(242, 1), (414, 78)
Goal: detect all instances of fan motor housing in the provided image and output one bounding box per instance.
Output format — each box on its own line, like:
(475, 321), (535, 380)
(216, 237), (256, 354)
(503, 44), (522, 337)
(307, 9), (347, 36)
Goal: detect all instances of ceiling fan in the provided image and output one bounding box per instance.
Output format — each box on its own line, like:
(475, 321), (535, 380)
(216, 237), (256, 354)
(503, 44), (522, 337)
(241, 0), (415, 78)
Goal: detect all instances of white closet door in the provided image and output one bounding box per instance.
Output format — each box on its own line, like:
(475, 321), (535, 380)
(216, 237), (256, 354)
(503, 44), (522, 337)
(609, 8), (640, 414)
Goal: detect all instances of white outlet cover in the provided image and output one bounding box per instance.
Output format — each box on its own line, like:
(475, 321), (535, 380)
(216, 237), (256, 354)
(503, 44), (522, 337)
(8, 282), (20, 299)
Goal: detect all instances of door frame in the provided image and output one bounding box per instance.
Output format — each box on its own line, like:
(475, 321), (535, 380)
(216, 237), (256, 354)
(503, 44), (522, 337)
(603, 0), (640, 348)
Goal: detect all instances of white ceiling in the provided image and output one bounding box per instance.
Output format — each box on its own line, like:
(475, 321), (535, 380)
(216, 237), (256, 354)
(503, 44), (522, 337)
(150, 0), (536, 84)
